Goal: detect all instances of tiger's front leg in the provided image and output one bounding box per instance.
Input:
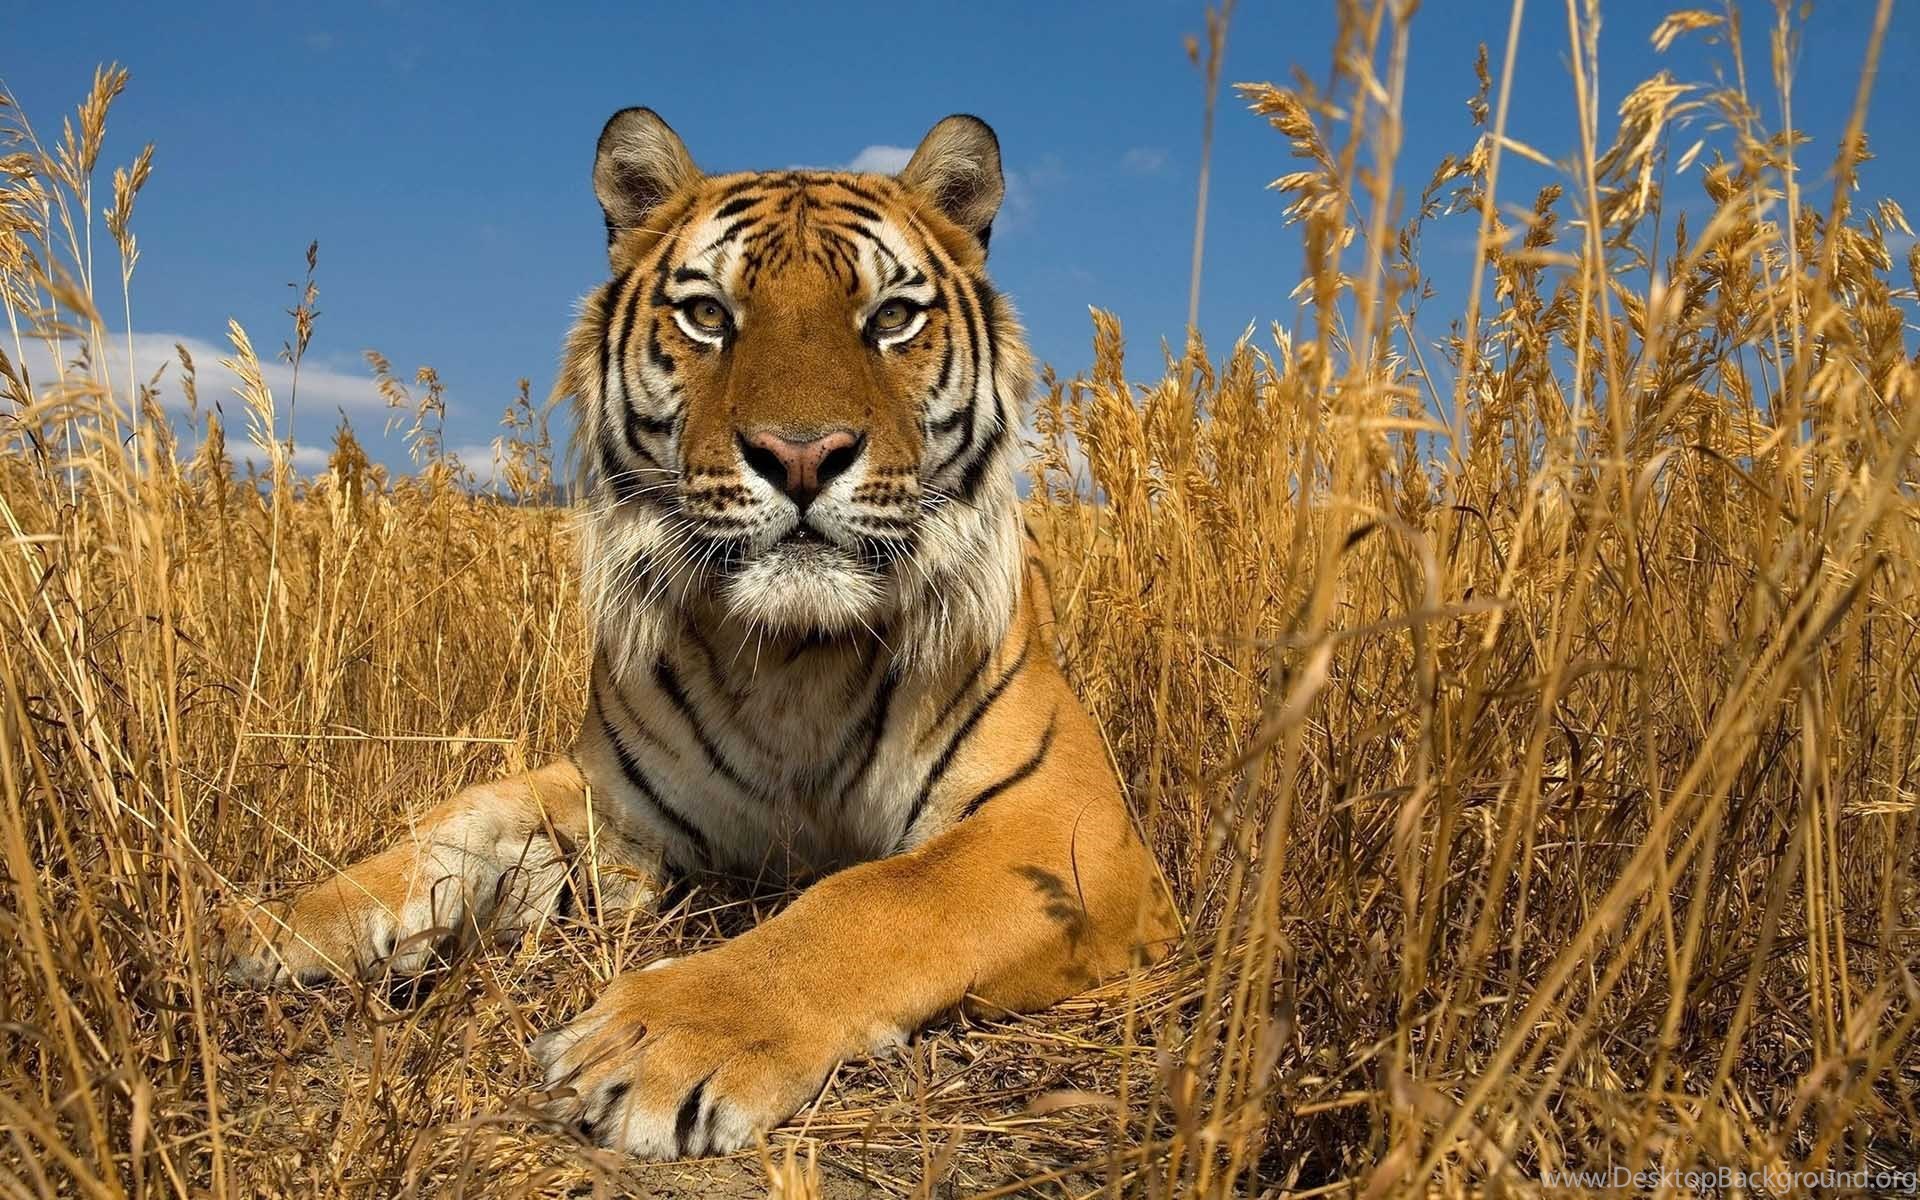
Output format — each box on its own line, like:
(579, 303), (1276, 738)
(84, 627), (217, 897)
(219, 760), (662, 985)
(530, 694), (1178, 1159)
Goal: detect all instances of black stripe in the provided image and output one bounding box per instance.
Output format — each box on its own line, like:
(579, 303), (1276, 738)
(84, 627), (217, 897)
(645, 323), (676, 376)
(598, 1082), (629, 1124)
(953, 281), (1007, 500)
(599, 434), (646, 501)
(622, 409), (669, 457)
(675, 1077), (710, 1157)
(929, 405), (969, 437)
(956, 398), (1008, 501)
(928, 282), (984, 480)
(898, 630), (1033, 846)
(593, 700), (709, 864)
(869, 238), (907, 285)
(923, 644), (994, 743)
(684, 623), (744, 720)
(608, 268), (643, 406)
(597, 276), (628, 458)
(782, 627), (836, 665)
(680, 626), (789, 767)
(622, 405), (672, 461)
(621, 329), (680, 450)
(698, 216), (757, 255)
(959, 712), (1057, 821)
(933, 332), (957, 395)
(712, 194), (762, 221)
(610, 269), (672, 464)
(831, 178), (888, 205)
(655, 654), (761, 799)
(833, 667), (899, 804)
(612, 270), (679, 446)
(711, 176), (767, 206)
(815, 228), (861, 290)
(629, 409), (675, 437)
(597, 659), (677, 756)
(927, 393), (978, 476)
(811, 220), (878, 243)
(595, 279), (616, 407)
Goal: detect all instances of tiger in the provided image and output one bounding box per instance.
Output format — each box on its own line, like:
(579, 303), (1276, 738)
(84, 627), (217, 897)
(218, 109), (1180, 1159)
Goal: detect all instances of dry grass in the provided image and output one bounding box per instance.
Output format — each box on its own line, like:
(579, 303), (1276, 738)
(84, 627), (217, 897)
(4, 2), (1919, 1195)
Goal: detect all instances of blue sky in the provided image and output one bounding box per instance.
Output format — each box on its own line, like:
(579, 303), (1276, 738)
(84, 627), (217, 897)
(8, 2), (1915, 475)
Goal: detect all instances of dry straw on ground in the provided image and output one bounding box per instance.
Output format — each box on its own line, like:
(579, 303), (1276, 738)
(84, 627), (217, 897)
(3, 2), (1917, 1196)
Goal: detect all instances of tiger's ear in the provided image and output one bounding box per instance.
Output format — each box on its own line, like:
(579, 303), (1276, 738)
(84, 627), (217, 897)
(898, 115), (1004, 250)
(593, 108), (702, 245)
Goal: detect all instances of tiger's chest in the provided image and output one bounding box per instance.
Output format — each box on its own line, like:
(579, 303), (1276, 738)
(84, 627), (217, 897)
(583, 625), (960, 880)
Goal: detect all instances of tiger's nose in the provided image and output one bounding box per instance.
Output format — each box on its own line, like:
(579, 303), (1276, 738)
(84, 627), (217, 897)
(738, 428), (866, 508)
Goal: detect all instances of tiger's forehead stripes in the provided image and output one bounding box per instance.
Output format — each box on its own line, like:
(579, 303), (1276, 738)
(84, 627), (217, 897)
(645, 174), (974, 309)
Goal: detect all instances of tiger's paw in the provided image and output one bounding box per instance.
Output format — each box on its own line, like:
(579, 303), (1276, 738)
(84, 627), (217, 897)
(213, 829), (606, 989)
(212, 875), (446, 987)
(530, 953), (856, 1159)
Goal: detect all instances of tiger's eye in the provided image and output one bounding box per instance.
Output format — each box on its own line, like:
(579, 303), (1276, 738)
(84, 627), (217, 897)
(683, 298), (730, 333)
(869, 301), (915, 334)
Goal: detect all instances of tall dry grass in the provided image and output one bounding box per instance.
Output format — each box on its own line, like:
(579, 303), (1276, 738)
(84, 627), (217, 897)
(4, 3), (1918, 1196)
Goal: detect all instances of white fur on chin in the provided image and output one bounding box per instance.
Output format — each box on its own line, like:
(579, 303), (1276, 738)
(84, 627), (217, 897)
(719, 542), (887, 635)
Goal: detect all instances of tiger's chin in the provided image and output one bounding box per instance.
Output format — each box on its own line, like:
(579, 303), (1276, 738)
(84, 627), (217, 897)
(717, 541), (890, 636)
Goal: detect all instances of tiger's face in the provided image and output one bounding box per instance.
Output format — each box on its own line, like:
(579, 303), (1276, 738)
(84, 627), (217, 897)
(573, 110), (1028, 657)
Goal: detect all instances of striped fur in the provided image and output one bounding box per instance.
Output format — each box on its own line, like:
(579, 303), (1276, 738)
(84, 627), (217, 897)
(563, 121), (1043, 881)
(218, 112), (1177, 1161)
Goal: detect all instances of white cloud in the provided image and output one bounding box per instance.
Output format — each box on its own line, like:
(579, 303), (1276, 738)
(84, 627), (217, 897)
(449, 442), (502, 485)
(18, 329), (387, 418)
(1122, 146), (1169, 175)
(228, 442), (333, 478)
(843, 144), (914, 174)
(10, 329), (401, 478)
(288, 442), (333, 470)
(259, 441), (503, 483)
